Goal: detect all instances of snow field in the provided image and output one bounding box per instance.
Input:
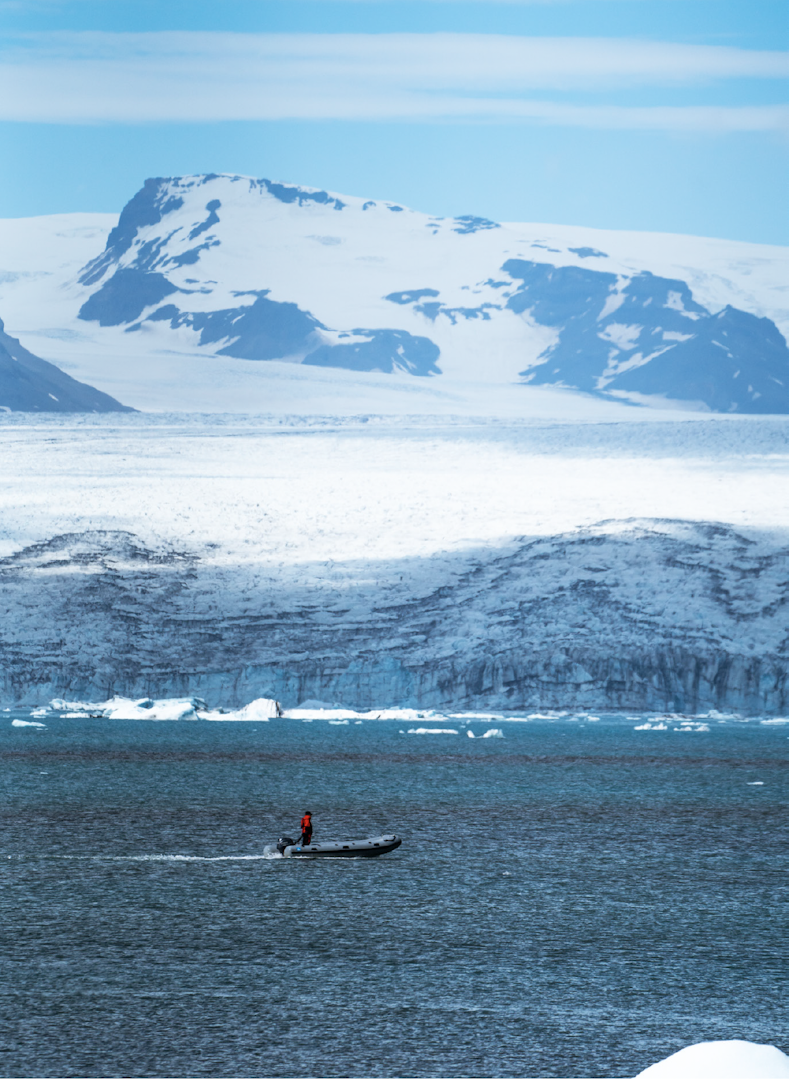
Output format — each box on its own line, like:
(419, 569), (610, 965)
(1, 414), (787, 568)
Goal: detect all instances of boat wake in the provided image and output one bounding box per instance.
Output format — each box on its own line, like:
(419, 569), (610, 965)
(54, 853), (279, 862)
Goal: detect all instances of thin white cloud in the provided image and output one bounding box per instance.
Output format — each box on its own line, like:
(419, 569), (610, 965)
(1, 32), (787, 129)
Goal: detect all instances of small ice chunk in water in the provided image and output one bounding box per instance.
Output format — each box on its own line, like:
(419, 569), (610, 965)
(329, 719), (349, 725)
(12, 719), (45, 728)
(480, 728), (504, 738)
(747, 781), (765, 785)
(407, 727), (459, 735)
(467, 730), (475, 738)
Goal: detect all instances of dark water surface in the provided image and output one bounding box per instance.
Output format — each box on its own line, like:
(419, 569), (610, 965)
(1, 715), (787, 1078)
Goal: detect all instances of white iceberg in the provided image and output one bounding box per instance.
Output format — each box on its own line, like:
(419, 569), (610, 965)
(480, 728), (504, 738)
(102, 697), (202, 721)
(407, 727), (459, 735)
(635, 1039), (789, 1079)
(285, 706), (427, 721)
(47, 695), (280, 721)
(200, 698), (279, 721)
(47, 695), (278, 721)
(12, 718), (46, 728)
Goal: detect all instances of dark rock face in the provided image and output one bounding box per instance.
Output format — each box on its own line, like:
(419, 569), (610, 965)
(304, 329), (441, 376)
(78, 268), (180, 327)
(568, 247), (608, 259)
(0, 319), (134, 413)
(452, 215), (500, 234)
(505, 261), (789, 413)
(136, 291), (326, 360)
(385, 289), (440, 305)
(79, 177), (185, 287)
(188, 199), (221, 240)
(1, 522), (786, 712)
(385, 290), (497, 325)
(255, 178), (345, 211)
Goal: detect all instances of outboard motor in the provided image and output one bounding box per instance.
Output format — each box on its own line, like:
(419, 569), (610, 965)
(276, 836), (295, 854)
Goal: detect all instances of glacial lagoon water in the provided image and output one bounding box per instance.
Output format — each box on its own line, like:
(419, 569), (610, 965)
(1, 712), (787, 1078)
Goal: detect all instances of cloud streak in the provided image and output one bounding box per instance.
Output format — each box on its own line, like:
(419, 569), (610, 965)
(1, 32), (787, 130)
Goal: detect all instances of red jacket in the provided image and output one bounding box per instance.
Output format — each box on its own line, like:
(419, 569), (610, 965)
(301, 814), (312, 831)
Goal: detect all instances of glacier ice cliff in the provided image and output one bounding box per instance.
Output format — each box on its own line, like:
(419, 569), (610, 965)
(0, 521), (786, 713)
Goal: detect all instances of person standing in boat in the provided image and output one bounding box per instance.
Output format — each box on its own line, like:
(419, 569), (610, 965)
(300, 811), (313, 846)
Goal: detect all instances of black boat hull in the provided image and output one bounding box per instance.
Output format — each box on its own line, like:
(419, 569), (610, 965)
(282, 834), (402, 858)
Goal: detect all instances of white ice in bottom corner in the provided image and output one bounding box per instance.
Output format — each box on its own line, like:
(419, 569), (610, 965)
(635, 1040), (789, 1079)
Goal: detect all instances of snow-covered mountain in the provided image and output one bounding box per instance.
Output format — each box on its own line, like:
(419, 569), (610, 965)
(1, 174), (787, 414)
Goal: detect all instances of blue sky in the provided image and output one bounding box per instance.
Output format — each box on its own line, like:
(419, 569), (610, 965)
(1, 1), (787, 243)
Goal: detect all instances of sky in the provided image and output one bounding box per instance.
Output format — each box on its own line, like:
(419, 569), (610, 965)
(0, 0), (787, 243)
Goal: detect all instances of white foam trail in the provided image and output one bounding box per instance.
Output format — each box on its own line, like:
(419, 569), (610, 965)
(58, 853), (280, 862)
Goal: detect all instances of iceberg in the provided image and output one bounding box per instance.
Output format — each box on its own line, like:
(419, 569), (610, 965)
(406, 727), (459, 735)
(47, 695), (280, 721)
(200, 698), (280, 721)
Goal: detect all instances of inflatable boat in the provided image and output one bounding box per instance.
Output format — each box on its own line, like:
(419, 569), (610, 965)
(275, 833), (402, 858)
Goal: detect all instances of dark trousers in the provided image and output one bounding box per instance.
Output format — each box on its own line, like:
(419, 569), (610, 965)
(300, 830), (312, 846)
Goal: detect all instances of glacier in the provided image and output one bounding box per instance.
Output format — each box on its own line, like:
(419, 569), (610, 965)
(1, 413), (787, 714)
(1, 517), (785, 714)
